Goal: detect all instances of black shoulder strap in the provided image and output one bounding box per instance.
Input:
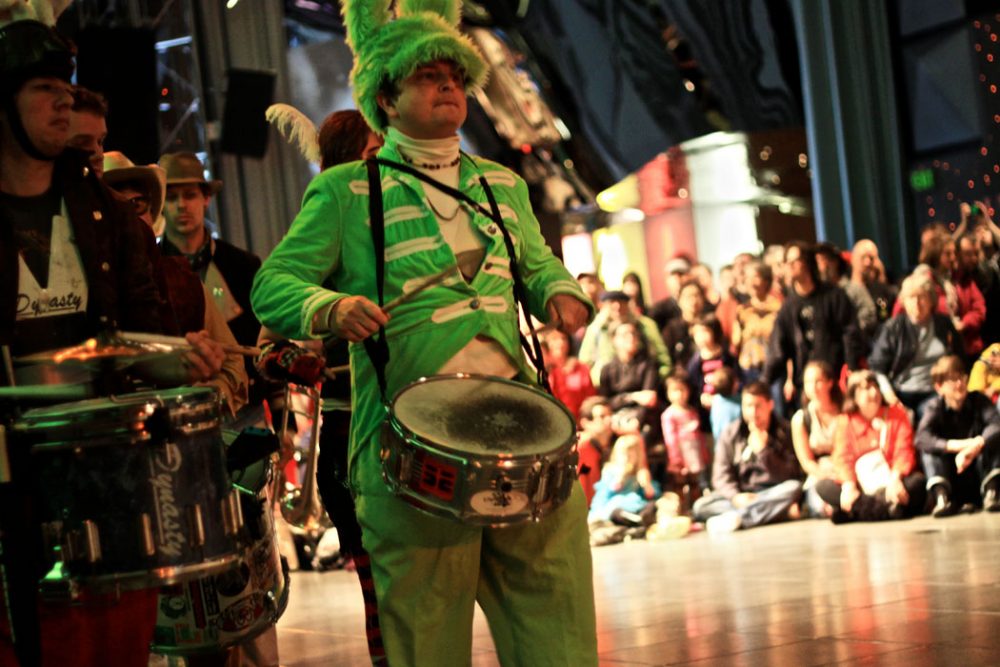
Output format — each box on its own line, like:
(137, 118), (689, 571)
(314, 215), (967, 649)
(363, 158), (390, 399)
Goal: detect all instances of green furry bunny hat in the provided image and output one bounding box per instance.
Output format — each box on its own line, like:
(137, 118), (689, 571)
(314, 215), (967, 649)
(341, 0), (488, 134)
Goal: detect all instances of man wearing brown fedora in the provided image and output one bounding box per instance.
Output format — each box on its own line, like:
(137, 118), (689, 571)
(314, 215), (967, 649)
(160, 151), (265, 404)
(105, 151), (249, 414)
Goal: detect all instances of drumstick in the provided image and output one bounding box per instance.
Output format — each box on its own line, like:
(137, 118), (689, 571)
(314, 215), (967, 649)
(381, 267), (454, 312)
(120, 332), (261, 357)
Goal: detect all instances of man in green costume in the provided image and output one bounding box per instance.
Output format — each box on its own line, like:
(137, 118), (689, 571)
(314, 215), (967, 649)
(251, 1), (599, 664)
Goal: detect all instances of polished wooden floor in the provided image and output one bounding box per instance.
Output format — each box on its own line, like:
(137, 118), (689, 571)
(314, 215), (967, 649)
(275, 512), (1000, 666)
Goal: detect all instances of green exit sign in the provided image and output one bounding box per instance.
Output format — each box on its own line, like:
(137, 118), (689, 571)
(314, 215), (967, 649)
(910, 168), (935, 191)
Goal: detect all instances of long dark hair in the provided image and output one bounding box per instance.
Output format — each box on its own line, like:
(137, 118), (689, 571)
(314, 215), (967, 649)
(802, 360), (844, 409)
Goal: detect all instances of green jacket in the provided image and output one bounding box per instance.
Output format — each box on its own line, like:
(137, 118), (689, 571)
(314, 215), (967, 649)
(251, 140), (592, 495)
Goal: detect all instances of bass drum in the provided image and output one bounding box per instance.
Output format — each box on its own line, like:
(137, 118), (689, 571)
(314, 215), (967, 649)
(151, 457), (290, 655)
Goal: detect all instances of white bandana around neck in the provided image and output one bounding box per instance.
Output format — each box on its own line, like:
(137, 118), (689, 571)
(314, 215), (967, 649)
(389, 128), (485, 278)
(16, 202), (88, 321)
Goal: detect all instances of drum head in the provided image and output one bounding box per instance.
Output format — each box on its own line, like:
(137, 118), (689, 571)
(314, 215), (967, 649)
(391, 375), (575, 456)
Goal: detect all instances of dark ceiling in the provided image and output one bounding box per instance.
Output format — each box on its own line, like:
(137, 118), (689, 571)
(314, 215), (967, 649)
(285, 0), (804, 189)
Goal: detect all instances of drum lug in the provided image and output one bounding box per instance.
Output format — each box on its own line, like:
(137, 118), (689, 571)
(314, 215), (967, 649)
(82, 519), (102, 563)
(530, 461), (547, 504)
(140, 513), (157, 556)
(222, 489), (244, 536)
(397, 449), (412, 485)
(188, 505), (205, 547)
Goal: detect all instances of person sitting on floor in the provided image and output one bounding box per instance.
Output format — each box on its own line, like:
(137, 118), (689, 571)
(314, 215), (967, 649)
(815, 371), (928, 523)
(790, 361), (843, 517)
(915, 355), (1000, 516)
(708, 366), (743, 444)
(588, 434), (660, 543)
(577, 396), (615, 507)
(661, 370), (709, 510)
(692, 381), (804, 534)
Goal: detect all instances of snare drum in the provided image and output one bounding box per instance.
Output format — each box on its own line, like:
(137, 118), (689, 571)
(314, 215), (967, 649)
(151, 458), (290, 655)
(381, 374), (578, 526)
(15, 387), (244, 590)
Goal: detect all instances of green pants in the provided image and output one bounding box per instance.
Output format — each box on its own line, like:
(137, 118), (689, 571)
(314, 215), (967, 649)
(354, 484), (598, 667)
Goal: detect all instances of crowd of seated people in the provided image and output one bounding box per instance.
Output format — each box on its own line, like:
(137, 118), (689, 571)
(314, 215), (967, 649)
(546, 210), (1000, 544)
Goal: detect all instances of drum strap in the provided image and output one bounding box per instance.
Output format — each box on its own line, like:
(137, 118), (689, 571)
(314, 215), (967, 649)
(369, 156), (551, 392)
(364, 159), (391, 399)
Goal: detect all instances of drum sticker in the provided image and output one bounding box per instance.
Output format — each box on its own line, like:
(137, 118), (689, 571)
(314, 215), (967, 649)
(148, 442), (187, 558)
(469, 489), (530, 516)
(189, 580), (209, 629)
(219, 592), (265, 632)
(413, 451), (457, 502)
(202, 576), (221, 617)
(159, 594), (189, 620)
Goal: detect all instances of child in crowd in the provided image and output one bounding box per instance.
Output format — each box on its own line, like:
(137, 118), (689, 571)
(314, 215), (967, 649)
(661, 371), (709, 508)
(968, 343), (1000, 403)
(791, 361), (844, 517)
(588, 434), (661, 532)
(916, 355), (1000, 515)
(577, 396), (615, 507)
(708, 366), (743, 443)
(687, 315), (739, 412)
(542, 328), (596, 422)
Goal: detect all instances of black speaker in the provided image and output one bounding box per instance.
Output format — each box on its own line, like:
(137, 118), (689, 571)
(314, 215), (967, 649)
(896, 0), (964, 37)
(220, 69), (276, 158)
(901, 26), (984, 153)
(75, 27), (159, 165)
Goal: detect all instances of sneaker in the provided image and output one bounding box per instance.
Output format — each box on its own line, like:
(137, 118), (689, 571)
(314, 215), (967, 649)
(646, 516), (692, 541)
(984, 482), (1000, 512)
(931, 485), (957, 518)
(706, 510), (742, 534)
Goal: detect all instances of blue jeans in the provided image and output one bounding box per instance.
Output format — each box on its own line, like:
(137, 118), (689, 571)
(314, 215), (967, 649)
(922, 442), (1000, 507)
(692, 479), (803, 529)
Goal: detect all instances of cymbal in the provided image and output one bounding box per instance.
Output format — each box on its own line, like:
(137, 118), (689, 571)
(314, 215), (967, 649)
(15, 334), (181, 370)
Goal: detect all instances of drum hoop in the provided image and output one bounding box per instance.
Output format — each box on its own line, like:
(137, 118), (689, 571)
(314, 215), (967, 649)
(71, 552), (239, 592)
(388, 373), (577, 457)
(15, 387), (221, 446)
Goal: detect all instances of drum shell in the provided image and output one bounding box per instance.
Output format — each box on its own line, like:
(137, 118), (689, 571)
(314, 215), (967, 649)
(380, 374), (579, 527)
(15, 388), (241, 590)
(151, 460), (289, 655)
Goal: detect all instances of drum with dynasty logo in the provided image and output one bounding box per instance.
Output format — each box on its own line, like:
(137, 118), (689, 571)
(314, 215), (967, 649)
(15, 387), (243, 590)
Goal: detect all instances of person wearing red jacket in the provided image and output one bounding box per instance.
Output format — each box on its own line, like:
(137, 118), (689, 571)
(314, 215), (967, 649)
(815, 370), (927, 522)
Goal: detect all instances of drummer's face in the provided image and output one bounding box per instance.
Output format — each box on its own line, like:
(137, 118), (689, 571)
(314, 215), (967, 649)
(164, 184), (209, 239)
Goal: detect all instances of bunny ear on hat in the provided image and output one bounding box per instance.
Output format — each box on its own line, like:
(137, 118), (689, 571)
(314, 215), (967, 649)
(341, 0), (392, 53)
(396, 0), (461, 24)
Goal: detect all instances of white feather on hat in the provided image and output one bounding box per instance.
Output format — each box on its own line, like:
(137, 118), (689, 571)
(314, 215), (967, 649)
(265, 103), (321, 166)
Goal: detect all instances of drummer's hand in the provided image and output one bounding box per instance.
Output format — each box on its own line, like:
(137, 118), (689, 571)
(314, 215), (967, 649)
(183, 330), (225, 381)
(546, 294), (589, 336)
(328, 296), (390, 342)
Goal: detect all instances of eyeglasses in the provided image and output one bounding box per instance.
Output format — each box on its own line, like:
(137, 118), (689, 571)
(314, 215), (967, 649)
(126, 195), (151, 217)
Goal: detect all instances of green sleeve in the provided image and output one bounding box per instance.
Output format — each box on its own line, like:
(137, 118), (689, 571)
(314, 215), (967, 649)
(250, 178), (347, 340)
(506, 177), (594, 324)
